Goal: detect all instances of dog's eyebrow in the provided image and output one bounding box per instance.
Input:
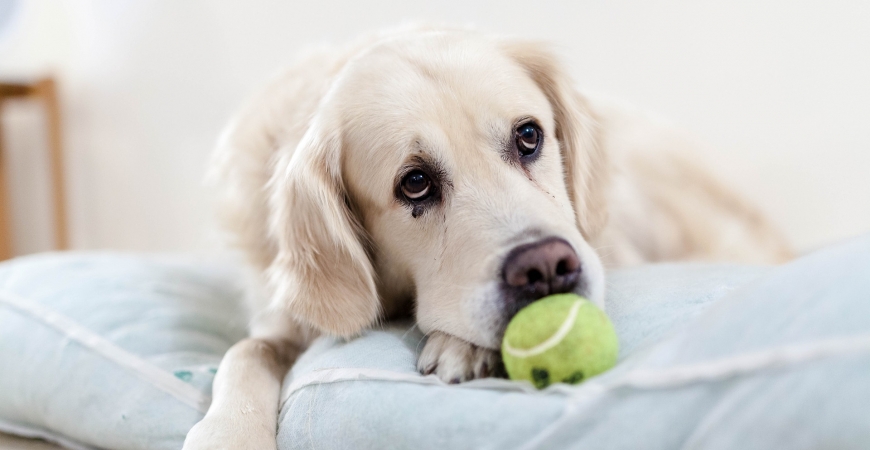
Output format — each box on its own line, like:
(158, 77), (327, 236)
(398, 152), (449, 185)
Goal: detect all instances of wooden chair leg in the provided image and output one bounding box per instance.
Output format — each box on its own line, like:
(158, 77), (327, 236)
(35, 78), (69, 250)
(0, 122), (12, 260)
(0, 78), (69, 259)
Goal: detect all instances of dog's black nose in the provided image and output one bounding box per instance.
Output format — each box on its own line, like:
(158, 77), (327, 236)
(501, 237), (581, 313)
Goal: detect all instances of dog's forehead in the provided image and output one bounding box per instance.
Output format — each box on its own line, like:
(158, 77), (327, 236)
(337, 34), (554, 131)
(335, 35), (556, 195)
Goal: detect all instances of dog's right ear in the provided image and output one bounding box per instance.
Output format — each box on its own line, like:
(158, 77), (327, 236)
(503, 41), (610, 240)
(265, 118), (380, 338)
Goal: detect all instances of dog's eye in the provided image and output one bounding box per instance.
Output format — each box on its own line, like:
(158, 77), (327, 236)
(515, 122), (542, 157)
(401, 170), (432, 200)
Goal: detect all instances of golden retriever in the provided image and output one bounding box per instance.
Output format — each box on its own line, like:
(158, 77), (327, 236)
(183, 26), (792, 449)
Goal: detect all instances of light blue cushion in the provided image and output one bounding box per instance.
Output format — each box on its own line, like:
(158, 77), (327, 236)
(276, 235), (870, 450)
(1, 236), (869, 449)
(0, 253), (246, 450)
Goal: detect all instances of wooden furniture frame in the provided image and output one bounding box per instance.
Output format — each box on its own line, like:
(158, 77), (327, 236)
(0, 78), (69, 259)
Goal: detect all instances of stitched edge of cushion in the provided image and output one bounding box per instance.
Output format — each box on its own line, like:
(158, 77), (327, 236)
(280, 333), (870, 406)
(0, 418), (97, 450)
(0, 291), (211, 414)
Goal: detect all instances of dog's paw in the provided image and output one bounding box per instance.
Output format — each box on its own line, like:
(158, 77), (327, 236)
(417, 331), (503, 383)
(183, 413), (277, 450)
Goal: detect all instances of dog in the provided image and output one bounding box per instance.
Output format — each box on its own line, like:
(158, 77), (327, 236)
(183, 26), (792, 449)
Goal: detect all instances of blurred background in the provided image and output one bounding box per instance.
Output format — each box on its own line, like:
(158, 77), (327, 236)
(0, 0), (867, 258)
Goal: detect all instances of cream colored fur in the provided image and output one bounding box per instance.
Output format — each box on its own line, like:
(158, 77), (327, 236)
(185, 27), (791, 449)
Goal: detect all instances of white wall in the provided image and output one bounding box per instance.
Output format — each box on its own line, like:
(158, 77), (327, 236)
(0, 0), (868, 255)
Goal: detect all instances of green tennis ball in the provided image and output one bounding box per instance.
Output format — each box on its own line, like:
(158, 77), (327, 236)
(501, 293), (618, 389)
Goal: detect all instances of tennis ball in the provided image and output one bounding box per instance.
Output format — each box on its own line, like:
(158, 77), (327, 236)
(501, 293), (618, 389)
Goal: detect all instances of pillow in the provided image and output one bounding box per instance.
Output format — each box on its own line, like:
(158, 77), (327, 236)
(3, 236), (869, 449)
(0, 253), (246, 450)
(276, 235), (870, 449)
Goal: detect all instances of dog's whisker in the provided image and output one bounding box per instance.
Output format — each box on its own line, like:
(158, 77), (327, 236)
(400, 322), (420, 341)
(593, 245), (617, 251)
(596, 249), (618, 260)
(415, 337), (427, 356)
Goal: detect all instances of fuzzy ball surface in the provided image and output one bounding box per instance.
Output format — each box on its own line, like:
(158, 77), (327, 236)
(501, 293), (618, 389)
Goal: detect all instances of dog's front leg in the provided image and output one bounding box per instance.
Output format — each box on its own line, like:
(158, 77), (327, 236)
(183, 336), (301, 450)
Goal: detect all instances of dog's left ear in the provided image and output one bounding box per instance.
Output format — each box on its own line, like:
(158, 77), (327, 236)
(503, 41), (609, 239)
(265, 118), (380, 338)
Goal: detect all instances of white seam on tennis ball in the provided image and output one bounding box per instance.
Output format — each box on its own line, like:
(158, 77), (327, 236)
(503, 299), (583, 358)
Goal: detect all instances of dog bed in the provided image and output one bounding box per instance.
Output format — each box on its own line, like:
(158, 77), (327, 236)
(1, 236), (869, 449)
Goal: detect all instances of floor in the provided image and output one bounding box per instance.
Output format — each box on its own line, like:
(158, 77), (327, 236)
(0, 432), (62, 450)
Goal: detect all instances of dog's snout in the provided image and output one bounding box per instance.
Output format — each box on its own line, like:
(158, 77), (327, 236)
(502, 237), (581, 307)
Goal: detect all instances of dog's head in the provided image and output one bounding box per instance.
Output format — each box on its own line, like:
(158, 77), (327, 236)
(266, 30), (608, 349)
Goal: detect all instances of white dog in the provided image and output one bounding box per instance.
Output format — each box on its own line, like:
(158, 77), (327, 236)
(184, 26), (792, 449)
